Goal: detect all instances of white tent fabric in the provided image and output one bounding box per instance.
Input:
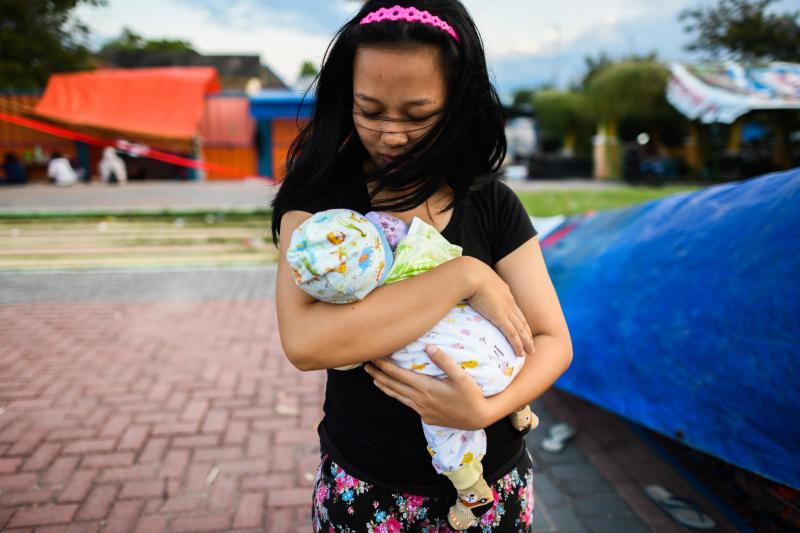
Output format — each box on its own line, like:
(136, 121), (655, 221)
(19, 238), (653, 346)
(530, 216), (565, 239)
(667, 62), (800, 124)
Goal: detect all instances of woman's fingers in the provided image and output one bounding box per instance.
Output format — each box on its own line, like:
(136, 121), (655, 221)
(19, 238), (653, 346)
(466, 269), (533, 357)
(369, 357), (425, 386)
(510, 306), (535, 357)
(424, 345), (467, 383)
(498, 317), (525, 356)
(366, 349), (490, 430)
(365, 360), (432, 402)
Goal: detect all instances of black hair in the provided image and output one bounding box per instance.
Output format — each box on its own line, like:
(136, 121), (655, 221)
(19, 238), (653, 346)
(271, 0), (506, 244)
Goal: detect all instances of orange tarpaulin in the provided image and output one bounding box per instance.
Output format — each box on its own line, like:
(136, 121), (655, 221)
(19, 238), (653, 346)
(31, 67), (221, 141)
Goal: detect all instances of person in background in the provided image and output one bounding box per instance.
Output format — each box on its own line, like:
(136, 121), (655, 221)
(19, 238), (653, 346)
(99, 146), (128, 185)
(47, 152), (78, 187)
(1, 153), (27, 185)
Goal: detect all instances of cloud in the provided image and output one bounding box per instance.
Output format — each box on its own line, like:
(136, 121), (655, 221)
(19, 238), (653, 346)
(174, 0), (356, 35)
(489, 1), (701, 95)
(75, 0), (349, 84)
(469, 0), (652, 57)
(75, 0), (707, 90)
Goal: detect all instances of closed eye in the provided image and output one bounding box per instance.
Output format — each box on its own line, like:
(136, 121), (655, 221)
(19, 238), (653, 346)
(355, 111), (382, 119)
(352, 110), (440, 123)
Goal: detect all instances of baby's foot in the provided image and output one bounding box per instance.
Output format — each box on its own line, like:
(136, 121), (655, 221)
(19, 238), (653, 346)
(510, 405), (539, 432)
(447, 477), (493, 530)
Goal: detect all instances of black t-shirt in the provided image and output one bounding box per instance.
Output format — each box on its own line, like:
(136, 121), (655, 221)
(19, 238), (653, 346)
(289, 172), (537, 495)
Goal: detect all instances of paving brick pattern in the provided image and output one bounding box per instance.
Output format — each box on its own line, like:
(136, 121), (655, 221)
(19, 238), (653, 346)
(530, 391), (740, 532)
(1, 269), (739, 532)
(1, 269), (319, 532)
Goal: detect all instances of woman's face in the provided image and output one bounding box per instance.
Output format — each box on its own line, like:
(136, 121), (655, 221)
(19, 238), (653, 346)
(352, 44), (447, 169)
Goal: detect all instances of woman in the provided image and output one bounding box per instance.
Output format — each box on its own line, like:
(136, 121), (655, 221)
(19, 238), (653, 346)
(272, 1), (572, 530)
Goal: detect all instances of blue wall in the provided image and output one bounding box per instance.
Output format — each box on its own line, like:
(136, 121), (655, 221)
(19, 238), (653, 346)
(249, 91), (315, 180)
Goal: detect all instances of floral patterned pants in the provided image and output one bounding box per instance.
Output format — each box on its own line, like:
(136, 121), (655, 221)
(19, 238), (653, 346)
(312, 449), (535, 532)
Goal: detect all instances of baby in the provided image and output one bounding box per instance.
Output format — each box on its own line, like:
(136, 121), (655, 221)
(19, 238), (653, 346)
(287, 209), (538, 530)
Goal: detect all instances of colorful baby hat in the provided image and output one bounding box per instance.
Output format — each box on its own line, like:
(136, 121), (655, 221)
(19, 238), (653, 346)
(286, 209), (394, 304)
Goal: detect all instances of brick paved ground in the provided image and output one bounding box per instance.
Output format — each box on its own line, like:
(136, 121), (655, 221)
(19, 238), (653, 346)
(0, 268), (739, 532)
(528, 394), (740, 533)
(1, 268), (319, 532)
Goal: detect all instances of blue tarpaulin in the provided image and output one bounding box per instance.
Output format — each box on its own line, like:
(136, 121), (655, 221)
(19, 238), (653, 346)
(542, 169), (800, 488)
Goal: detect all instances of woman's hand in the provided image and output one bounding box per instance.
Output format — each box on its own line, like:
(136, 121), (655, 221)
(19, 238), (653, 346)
(460, 256), (535, 357)
(364, 345), (494, 430)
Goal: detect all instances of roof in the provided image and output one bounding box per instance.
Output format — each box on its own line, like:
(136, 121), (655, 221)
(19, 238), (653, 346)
(101, 51), (287, 89)
(196, 55), (262, 78)
(249, 90), (315, 120)
(31, 67), (221, 141)
(667, 62), (800, 123)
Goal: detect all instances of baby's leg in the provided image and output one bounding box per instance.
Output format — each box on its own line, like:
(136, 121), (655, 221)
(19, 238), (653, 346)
(422, 423), (493, 530)
(422, 422), (486, 479)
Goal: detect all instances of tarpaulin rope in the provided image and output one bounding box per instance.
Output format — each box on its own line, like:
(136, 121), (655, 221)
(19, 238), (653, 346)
(0, 112), (272, 182)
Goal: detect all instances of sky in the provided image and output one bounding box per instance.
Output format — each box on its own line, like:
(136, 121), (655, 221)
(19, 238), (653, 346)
(73, 0), (743, 98)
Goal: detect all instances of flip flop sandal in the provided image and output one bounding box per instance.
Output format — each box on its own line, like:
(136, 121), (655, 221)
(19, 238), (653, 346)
(540, 422), (576, 453)
(644, 485), (717, 530)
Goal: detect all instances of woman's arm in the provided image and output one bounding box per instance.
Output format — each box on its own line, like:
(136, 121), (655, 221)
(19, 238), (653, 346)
(366, 236), (572, 429)
(276, 210), (535, 371)
(481, 236), (572, 424)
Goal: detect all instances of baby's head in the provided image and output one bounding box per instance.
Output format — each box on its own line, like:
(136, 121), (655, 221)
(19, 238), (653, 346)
(286, 209), (393, 304)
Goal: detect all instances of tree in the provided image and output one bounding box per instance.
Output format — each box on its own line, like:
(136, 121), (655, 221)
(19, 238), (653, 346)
(532, 91), (587, 136)
(583, 60), (674, 123)
(532, 90), (592, 155)
(579, 52), (614, 88)
(99, 28), (195, 55)
(577, 51), (659, 89)
(679, 0), (800, 62)
(511, 89), (536, 108)
(0, 0), (106, 89)
(582, 59), (686, 178)
(99, 28), (146, 53)
(98, 28), (196, 67)
(299, 60), (319, 78)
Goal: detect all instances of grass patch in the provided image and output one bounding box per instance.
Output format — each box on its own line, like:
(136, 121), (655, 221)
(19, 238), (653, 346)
(0, 185), (703, 235)
(0, 184), (704, 268)
(516, 186), (700, 216)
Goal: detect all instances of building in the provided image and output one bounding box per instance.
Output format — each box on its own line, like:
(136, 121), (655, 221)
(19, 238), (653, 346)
(99, 50), (287, 93)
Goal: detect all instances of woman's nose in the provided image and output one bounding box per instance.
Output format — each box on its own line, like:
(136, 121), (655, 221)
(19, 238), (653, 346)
(380, 130), (409, 147)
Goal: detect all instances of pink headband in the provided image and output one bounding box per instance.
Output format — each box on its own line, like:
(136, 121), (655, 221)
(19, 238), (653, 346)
(359, 5), (461, 43)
